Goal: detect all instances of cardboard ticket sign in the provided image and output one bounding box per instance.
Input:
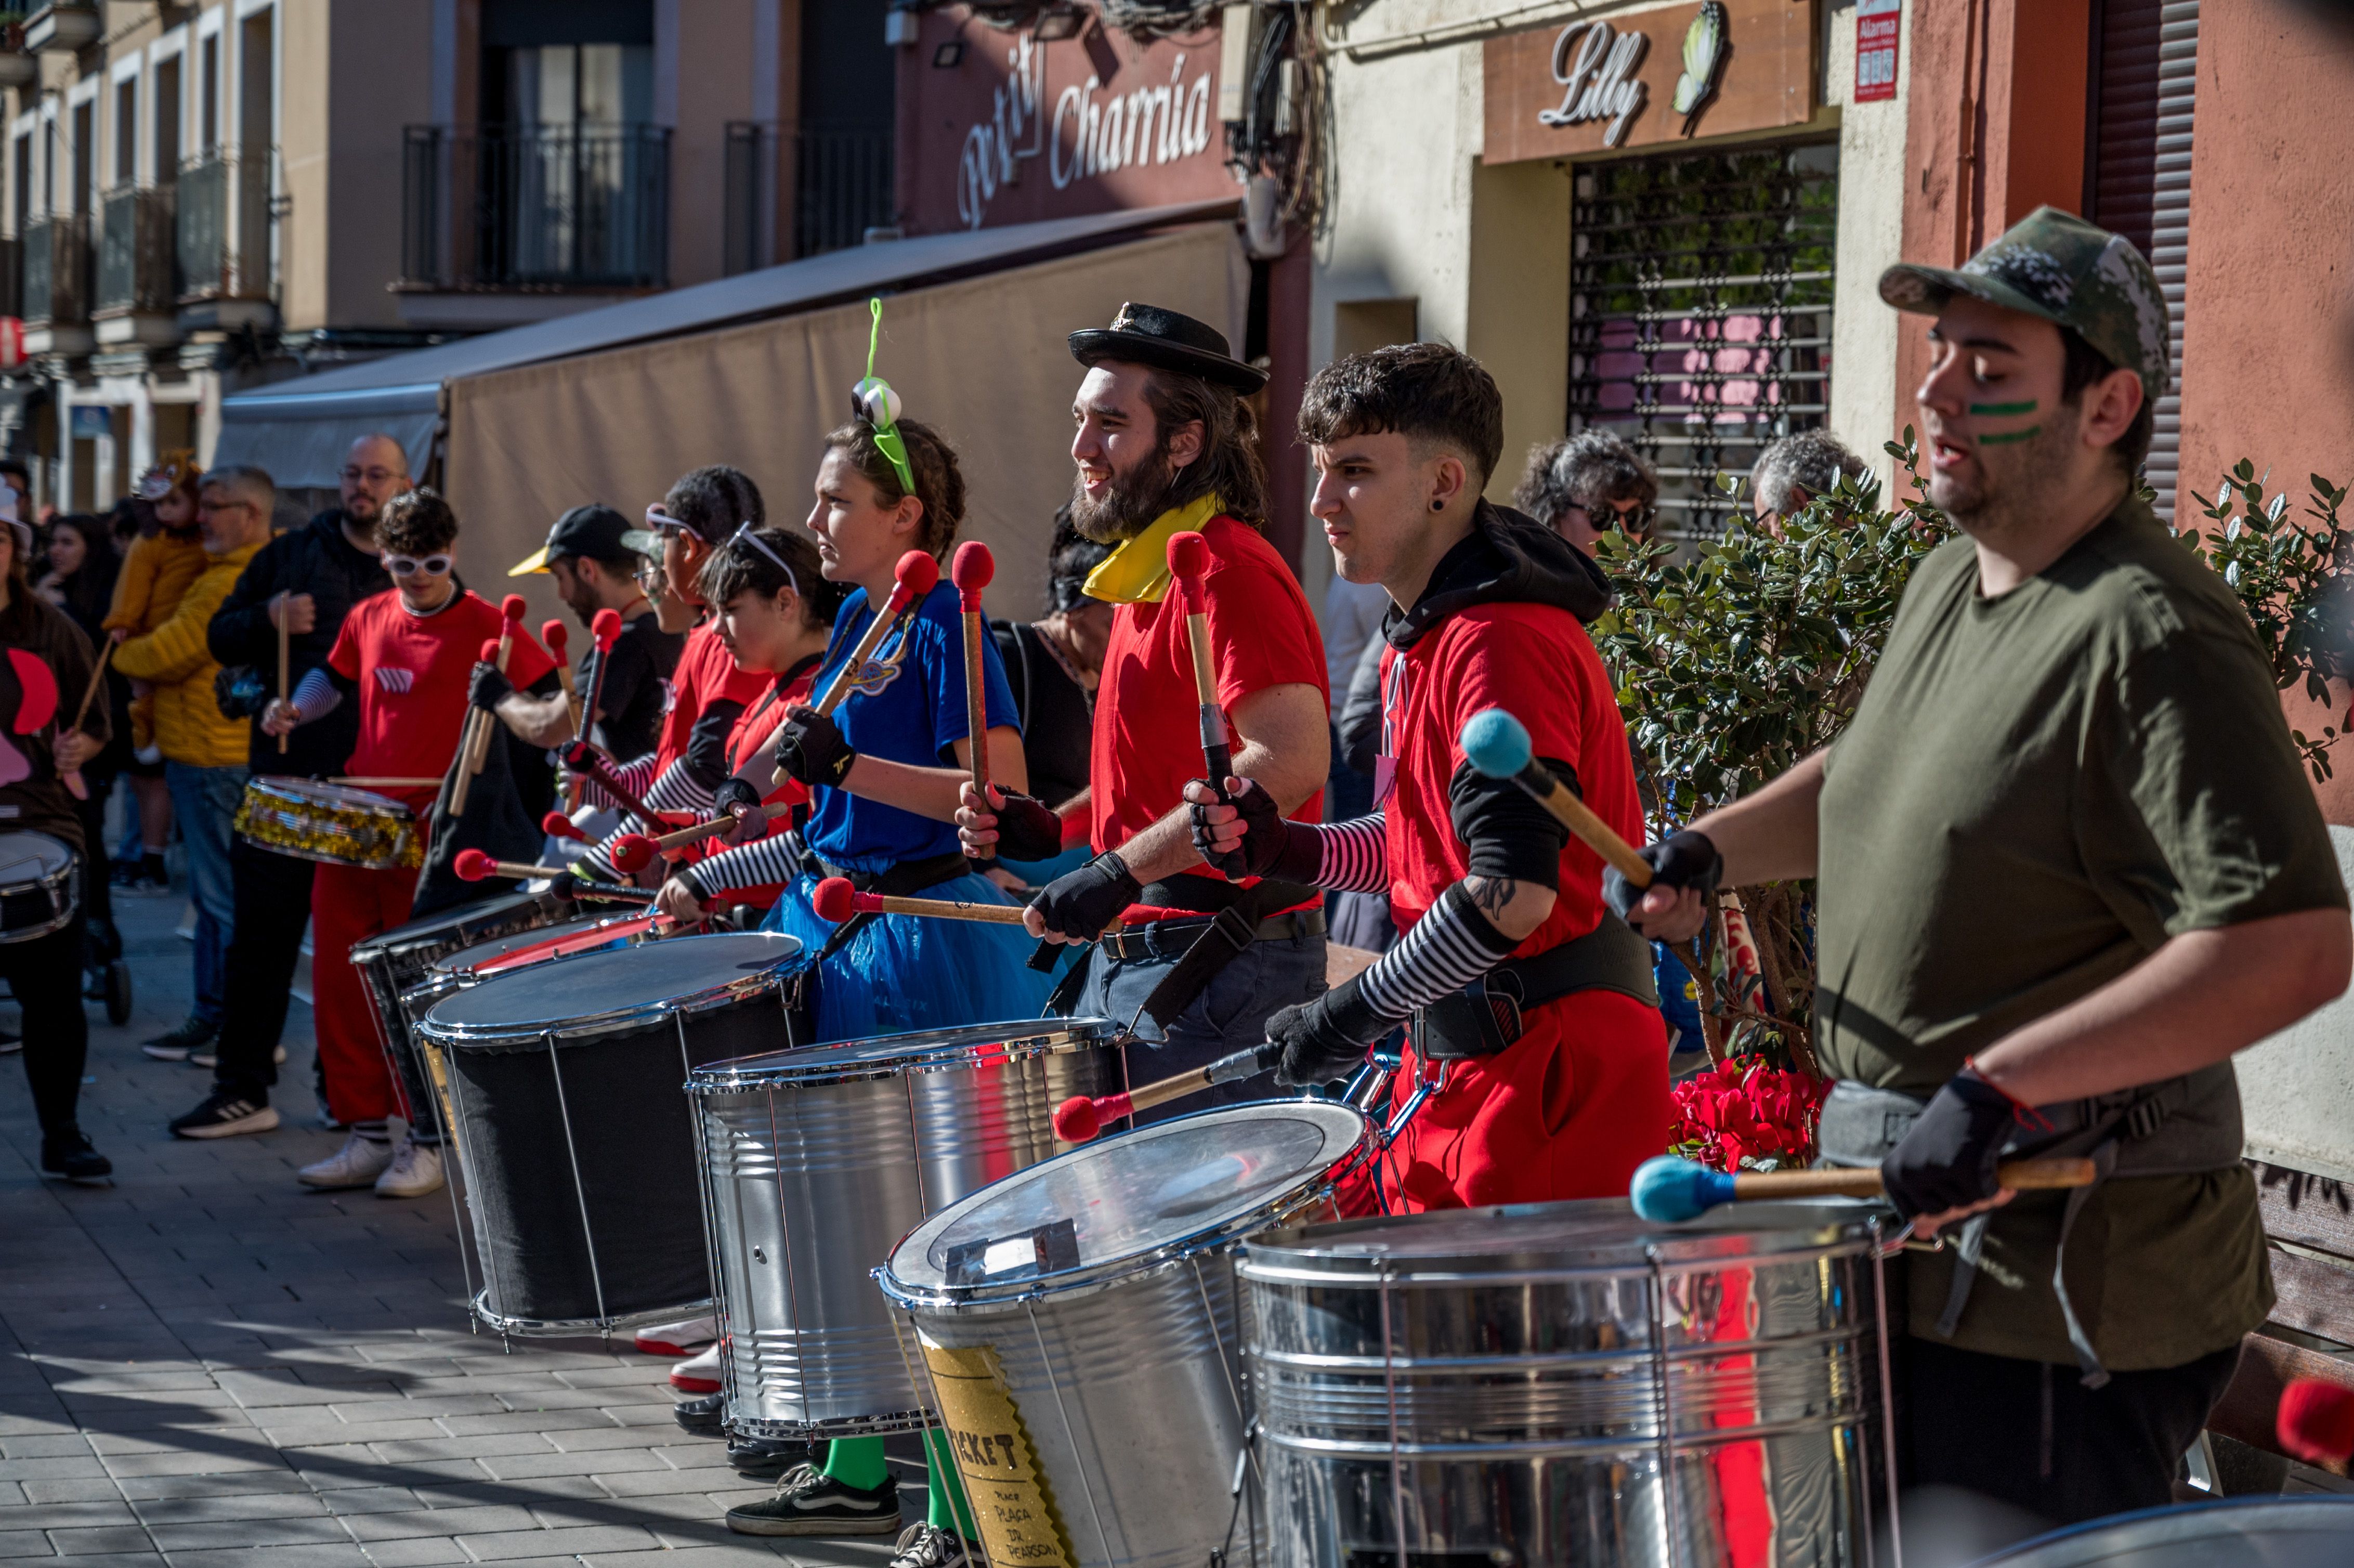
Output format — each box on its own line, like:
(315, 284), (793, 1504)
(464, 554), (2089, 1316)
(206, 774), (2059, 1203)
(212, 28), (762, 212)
(920, 1340), (1078, 1568)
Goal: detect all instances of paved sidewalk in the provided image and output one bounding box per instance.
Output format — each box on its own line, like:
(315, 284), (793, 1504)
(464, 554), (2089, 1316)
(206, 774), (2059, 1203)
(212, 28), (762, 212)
(0, 885), (900, 1568)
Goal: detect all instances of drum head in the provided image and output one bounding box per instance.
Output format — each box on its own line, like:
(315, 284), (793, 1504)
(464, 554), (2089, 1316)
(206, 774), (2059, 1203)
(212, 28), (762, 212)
(1969, 1496), (2354, 1566)
(419, 931), (802, 1046)
(0, 832), (72, 888)
(884, 1100), (1368, 1304)
(692, 1016), (1124, 1091)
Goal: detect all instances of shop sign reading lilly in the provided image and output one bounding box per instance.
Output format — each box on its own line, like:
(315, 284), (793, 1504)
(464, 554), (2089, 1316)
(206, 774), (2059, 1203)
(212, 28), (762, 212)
(956, 32), (1220, 230)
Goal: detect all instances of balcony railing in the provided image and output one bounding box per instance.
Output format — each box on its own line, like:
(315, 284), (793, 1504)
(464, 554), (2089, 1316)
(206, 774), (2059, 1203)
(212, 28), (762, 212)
(23, 213), (90, 327)
(402, 124), (671, 290)
(177, 150), (276, 303)
(723, 122), (894, 275)
(97, 183), (178, 313)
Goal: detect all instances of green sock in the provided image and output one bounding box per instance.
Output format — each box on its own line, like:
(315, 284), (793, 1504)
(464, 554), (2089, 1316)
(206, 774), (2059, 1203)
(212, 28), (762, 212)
(924, 1428), (977, 1537)
(819, 1434), (890, 1492)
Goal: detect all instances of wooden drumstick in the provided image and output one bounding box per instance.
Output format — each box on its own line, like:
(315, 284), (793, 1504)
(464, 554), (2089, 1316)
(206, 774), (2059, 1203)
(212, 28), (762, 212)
(446, 638), (502, 819)
(810, 874), (1031, 927)
(567, 608), (625, 814)
(59, 638), (113, 798)
(771, 551), (940, 791)
(1051, 1041), (1284, 1143)
(275, 592), (290, 755)
(1629, 1154), (2098, 1223)
(333, 776), (442, 789)
(951, 540), (994, 861)
(1167, 532), (1245, 880)
(451, 848), (659, 904)
(462, 595), (527, 778)
(544, 618), (581, 734)
(614, 802), (793, 867)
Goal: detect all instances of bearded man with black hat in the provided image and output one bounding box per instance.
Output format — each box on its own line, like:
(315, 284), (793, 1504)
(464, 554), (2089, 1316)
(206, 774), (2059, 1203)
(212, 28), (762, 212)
(958, 304), (1332, 1103)
(492, 503), (683, 767)
(1621, 207), (2352, 1537)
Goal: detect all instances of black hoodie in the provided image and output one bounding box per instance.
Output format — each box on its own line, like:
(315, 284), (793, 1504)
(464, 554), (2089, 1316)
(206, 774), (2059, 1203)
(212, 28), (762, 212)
(1386, 499), (1613, 651)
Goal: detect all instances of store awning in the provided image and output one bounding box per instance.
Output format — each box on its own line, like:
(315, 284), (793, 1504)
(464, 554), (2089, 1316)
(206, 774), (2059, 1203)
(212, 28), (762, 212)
(214, 197), (1240, 489)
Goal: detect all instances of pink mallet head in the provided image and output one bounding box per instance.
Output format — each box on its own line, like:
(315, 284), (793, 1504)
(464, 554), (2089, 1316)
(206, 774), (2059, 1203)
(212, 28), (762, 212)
(500, 594), (528, 631)
(1052, 1088), (1134, 1144)
(542, 812), (586, 842)
(479, 638), (502, 663)
(1167, 531), (1211, 600)
(609, 834), (657, 876)
(591, 607), (624, 652)
(542, 618), (570, 658)
(951, 540), (995, 608)
(812, 877), (857, 924)
(890, 550), (941, 609)
(453, 848), (497, 882)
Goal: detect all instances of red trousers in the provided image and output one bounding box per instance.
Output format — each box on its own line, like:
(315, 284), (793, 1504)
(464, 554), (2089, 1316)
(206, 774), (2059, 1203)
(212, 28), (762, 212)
(1348, 989), (1671, 1215)
(309, 860), (419, 1126)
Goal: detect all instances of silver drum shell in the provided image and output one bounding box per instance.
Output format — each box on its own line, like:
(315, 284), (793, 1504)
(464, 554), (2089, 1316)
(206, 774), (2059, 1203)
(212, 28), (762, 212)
(689, 1025), (1124, 1438)
(1238, 1198), (1893, 1568)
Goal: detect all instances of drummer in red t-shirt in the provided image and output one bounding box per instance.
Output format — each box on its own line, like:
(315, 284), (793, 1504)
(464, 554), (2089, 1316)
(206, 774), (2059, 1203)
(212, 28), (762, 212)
(1189, 343), (1670, 1212)
(263, 489), (556, 1192)
(956, 304), (1331, 1111)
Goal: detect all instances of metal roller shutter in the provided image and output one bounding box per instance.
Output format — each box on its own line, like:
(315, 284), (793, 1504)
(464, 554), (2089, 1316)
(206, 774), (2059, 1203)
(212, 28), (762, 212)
(2087, 0), (2198, 521)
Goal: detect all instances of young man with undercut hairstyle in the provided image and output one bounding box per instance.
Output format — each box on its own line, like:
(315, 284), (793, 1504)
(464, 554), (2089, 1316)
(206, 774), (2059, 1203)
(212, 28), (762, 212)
(1192, 342), (1669, 1212)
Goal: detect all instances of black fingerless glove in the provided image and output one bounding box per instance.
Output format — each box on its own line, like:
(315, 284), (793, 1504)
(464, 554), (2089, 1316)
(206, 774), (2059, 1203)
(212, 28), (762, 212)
(713, 777), (763, 819)
(467, 661), (514, 713)
(1880, 1065), (2033, 1221)
(1028, 851), (1140, 941)
(1267, 978), (1383, 1088)
(774, 707), (857, 788)
(1603, 829), (1723, 931)
(989, 790), (1066, 863)
(1189, 777), (1321, 883)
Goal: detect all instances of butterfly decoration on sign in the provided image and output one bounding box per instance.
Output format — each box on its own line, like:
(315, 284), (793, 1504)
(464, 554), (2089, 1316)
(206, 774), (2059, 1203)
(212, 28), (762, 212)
(1674, 0), (1729, 132)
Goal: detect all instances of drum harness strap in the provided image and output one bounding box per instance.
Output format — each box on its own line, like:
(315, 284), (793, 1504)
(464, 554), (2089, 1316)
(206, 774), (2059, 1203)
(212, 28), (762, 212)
(1041, 874), (1325, 1029)
(1412, 912), (1658, 1060)
(1815, 1064), (2245, 1386)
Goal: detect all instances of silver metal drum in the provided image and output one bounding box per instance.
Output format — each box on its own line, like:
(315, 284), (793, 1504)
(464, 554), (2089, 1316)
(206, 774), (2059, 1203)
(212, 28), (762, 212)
(1239, 1198), (1897, 1568)
(1969, 1496), (2354, 1566)
(687, 1018), (1127, 1440)
(0, 831), (76, 943)
(879, 1099), (1373, 1568)
(418, 931), (801, 1337)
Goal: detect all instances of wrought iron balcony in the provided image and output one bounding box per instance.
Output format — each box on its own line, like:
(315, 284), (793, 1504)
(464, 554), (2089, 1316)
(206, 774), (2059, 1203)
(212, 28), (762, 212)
(402, 124), (671, 291)
(723, 122), (895, 276)
(176, 150), (276, 304)
(23, 214), (90, 327)
(96, 183), (178, 314)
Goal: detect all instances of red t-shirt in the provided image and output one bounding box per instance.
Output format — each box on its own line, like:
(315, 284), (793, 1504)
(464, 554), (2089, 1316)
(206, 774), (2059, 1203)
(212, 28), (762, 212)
(328, 589), (557, 813)
(656, 619), (773, 773)
(1090, 515), (1327, 908)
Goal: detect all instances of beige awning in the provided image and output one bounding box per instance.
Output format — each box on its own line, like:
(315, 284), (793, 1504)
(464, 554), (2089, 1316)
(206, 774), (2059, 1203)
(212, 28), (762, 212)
(444, 221), (1248, 634)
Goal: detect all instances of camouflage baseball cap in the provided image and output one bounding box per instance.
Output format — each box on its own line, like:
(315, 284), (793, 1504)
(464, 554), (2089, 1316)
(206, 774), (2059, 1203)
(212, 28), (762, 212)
(1879, 205), (2171, 405)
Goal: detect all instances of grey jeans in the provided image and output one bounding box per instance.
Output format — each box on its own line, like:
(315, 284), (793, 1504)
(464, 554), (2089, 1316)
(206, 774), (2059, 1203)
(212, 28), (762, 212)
(1069, 924), (1328, 1124)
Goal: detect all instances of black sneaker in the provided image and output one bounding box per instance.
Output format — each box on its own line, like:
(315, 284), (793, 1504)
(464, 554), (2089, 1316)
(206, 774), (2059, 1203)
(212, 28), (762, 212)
(41, 1131), (112, 1185)
(890, 1523), (979, 1568)
(729, 1436), (818, 1479)
(142, 1017), (218, 1062)
(725, 1464), (900, 1536)
(673, 1391), (724, 1435)
(170, 1091), (281, 1140)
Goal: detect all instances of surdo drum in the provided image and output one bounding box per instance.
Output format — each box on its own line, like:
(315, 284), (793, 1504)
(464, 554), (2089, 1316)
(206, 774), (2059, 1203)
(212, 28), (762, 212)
(0, 831), (77, 943)
(1969, 1495), (2354, 1567)
(686, 1018), (1126, 1440)
(879, 1100), (1373, 1568)
(416, 932), (801, 1336)
(1238, 1199), (1898, 1568)
(234, 777), (422, 869)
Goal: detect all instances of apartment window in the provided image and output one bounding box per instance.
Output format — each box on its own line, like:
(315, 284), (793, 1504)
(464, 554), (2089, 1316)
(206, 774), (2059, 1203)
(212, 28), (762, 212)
(154, 55), (181, 184)
(12, 133), (28, 237)
(113, 77), (136, 186)
(71, 99), (93, 214)
(199, 34), (219, 154)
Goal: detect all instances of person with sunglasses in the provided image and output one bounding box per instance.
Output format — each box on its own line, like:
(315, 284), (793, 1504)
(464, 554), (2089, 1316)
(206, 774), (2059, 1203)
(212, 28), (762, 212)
(1512, 428), (1660, 556)
(259, 488), (557, 1196)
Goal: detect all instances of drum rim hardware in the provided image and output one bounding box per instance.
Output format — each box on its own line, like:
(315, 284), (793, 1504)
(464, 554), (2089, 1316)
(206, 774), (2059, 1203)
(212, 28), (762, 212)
(417, 932), (804, 1047)
(425, 910), (664, 982)
(686, 1015), (1126, 1094)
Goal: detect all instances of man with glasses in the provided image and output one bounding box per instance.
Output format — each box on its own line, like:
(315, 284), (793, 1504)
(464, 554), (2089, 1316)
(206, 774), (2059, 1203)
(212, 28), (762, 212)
(114, 466), (275, 1068)
(1512, 429), (1660, 556)
(172, 436), (409, 1141)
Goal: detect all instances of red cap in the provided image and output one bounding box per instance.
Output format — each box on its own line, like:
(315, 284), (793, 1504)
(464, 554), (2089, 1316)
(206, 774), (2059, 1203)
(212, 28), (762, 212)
(1167, 531), (1210, 598)
(2279, 1377), (2354, 1466)
(542, 618), (570, 656)
(591, 607), (624, 651)
(541, 811), (585, 841)
(888, 550), (941, 610)
(453, 848), (496, 882)
(500, 593), (527, 625)
(609, 834), (656, 875)
(950, 540), (995, 607)
(479, 639), (502, 662)
(812, 877), (857, 924)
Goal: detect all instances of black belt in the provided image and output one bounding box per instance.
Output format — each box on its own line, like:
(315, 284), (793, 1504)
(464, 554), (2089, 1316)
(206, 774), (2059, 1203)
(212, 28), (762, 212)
(1415, 914), (1659, 1060)
(1096, 907), (1326, 964)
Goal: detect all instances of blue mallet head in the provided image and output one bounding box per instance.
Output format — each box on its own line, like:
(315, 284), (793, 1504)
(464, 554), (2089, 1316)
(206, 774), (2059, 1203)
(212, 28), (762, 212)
(1630, 1155), (1738, 1223)
(1460, 708), (1533, 780)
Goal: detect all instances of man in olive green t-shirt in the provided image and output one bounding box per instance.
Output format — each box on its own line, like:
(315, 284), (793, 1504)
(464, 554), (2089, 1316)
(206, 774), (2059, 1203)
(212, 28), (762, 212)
(1613, 207), (2351, 1534)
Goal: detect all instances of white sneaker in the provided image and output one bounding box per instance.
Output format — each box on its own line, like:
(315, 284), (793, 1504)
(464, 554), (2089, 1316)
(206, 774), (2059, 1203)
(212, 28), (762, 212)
(296, 1132), (395, 1190)
(670, 1342), (723, 1393)
(635, 1315), (719, 1356)
(374, 1137), (444, 1199)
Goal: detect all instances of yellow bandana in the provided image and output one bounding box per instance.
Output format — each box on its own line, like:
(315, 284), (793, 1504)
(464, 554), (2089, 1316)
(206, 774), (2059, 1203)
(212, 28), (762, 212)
(1080, 493), (1225, 605)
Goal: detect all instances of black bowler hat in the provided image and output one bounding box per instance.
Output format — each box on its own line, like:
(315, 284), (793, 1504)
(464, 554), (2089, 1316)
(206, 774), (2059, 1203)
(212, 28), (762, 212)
(1068, 302), (1268, 394)
(509, 503), (637, 575)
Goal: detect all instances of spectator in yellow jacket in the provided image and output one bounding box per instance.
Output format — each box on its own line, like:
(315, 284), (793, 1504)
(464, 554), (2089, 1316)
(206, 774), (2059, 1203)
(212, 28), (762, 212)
(114, 465), (275, 1061)
(104, 451), (206, 891)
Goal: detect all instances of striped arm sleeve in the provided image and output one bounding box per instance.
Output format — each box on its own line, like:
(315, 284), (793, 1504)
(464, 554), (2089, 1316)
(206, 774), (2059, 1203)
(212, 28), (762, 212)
(678, 833), (804, 899)
(644, 756), (718, 814)
(571, 751), (659, 813)
(1351, 882), (1520, 1024)
(1313, 813), (1388, 894)
(287, 666), (342, 724)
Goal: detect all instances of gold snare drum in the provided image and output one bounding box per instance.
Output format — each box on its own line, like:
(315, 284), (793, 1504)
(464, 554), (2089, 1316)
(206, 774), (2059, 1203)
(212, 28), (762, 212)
(234, 778), (423, 870)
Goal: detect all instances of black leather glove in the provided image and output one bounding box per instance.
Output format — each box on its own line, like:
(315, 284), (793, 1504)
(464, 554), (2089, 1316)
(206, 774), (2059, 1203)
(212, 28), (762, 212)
(1267, 979), (1382, 1088)
(773, 706), (856, 788)
(1604, 829), (1723, 932)
(1188, 777), (1319, 883)
(712, 777), (767, 845)
(1028, 851), (1140, 940)
(986, 790), (1066, 863)
(467, 661), (514, 713)
(1879, 1065), (2030, 1221)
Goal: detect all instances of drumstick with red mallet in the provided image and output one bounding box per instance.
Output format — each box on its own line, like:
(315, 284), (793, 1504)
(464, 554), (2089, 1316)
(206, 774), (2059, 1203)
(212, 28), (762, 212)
(544, 618), (582, 736)
(452, 596), (528, 816)
(951, 540), (994, 861)
(563, 608), (625, 814)
(1167, 532), (1247, 879)
(771, 550), (940, 791)
(1051, 1040), (1285, 1143)
(608, 802), (794, 872)
(452, 847), (658, 905)
(443, 638), (503, 818)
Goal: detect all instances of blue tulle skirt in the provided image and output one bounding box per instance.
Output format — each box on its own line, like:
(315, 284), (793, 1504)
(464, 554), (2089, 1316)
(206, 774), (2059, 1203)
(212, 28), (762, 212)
(763, 869), (1058, 1044)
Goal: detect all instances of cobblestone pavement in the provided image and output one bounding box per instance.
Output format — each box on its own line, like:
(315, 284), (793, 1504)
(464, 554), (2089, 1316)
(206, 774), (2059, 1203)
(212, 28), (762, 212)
(0, 884), (909, 1567)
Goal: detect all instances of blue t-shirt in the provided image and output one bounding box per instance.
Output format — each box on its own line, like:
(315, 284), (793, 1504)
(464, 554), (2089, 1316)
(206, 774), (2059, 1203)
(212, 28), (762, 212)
(805, 577), (1021, 873)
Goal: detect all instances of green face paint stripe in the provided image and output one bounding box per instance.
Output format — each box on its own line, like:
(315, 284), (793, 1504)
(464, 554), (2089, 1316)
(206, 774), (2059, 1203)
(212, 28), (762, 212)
(1969, 400), (2039, 416)
(1977, 426), (2043, 446)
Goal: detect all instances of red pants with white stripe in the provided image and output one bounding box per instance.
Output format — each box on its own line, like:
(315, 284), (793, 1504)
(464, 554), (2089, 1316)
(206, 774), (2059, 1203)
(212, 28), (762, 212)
(309, 861), (419, 1126)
